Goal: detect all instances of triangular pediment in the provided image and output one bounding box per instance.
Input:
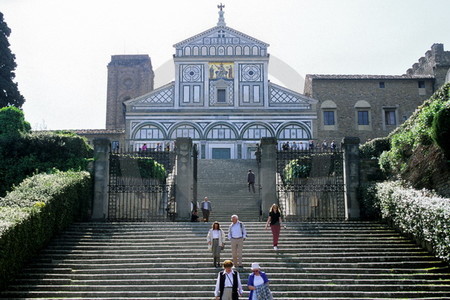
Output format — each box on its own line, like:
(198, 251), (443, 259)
(173, 25), (269, 49)
(125, 82), (174, 107)
(268, 82), (317, 109)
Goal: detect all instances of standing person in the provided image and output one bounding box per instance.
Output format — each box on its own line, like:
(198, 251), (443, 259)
(201, 197), (212, 222)
(330, 140), (337, 151)
(207, 221), (226, 267)
(247, 169), (256, 193)
(265, 204), (284, 250)
(214, 260), (243, 300)
(247, 263), (272, 300)
(228, 215), (247, 268)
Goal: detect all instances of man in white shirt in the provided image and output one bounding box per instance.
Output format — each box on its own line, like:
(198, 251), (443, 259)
(214, 260), (243, 300)
(227, 215), (247, 268)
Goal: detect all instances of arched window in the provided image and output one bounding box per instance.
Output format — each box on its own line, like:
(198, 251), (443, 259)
(133, 124), (165, 140)
(184, 47), (191, 56)
(206, 124), (237, 140)
(170, 124), (201, 139)
(252, 46), (259, 55)
(278, 124), (310, 140)
(242, 124), (273, 139)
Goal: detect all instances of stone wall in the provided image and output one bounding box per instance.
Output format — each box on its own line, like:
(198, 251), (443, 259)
(406, 43), (450, 88)
(305, 76), (434, 144)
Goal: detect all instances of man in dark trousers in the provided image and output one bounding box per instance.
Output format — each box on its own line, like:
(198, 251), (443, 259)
(247, 169), (255, 193)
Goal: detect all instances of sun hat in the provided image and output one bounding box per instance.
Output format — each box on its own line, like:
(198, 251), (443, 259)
(251, 263), (260, 270)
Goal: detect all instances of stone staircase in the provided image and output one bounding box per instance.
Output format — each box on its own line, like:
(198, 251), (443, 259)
(196, 159), (260, 222)
(2, 221), (450, 299)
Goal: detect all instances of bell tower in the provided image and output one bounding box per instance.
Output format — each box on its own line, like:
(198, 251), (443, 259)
(106, 55), (154, 129)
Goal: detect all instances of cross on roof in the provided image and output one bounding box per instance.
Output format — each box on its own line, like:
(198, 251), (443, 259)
(218, 3), (225, 11)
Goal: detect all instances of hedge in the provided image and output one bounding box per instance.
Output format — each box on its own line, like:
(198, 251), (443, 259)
(374, 180), (450, 263)
(0, 132), (93, 196)
(0, 171), (92, 289)
(359, 137), (390, 159)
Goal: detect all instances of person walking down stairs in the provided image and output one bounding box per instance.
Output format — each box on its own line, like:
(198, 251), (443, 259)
(265, 204), (285, 250)
(201, 197), (212, 222)
(214, 260), (243, 300)
(207, 221), (226, 267)
(227, 215), (248, 268)
(247, 263), (272, 300)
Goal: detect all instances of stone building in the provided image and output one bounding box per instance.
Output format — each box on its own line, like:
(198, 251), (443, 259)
(80, 9), (450, 154)
(304, 43), (450, 143)
(120, 6), (317, 159)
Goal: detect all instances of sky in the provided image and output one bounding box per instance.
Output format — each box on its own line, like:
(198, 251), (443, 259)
(2, 0), (450, 130)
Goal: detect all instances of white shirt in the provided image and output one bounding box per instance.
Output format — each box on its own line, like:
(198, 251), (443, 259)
(251, 275), (265, 300)
(228, 221), (247, 239)
(214, 270), (243, 297)
(212, 229), (220, 239)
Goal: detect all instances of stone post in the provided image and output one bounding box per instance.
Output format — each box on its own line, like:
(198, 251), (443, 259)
(92, 138), (110, 221)
(342, 137), (360, 220)
(175, 138), (194, 220)
(260, 137), (277, 220)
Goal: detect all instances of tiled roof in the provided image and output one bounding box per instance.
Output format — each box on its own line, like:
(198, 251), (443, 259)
(34, 129), (125, 135)
(305, 74), (435, 80)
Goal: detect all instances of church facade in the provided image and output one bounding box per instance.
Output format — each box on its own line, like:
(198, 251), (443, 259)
(121, 7), (317, 159)
(99, 7), (450, 157)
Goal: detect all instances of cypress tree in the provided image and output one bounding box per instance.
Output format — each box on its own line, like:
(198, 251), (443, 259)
(0, 12), (25, 108)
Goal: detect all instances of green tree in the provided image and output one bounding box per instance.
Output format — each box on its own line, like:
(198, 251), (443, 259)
(0, 12), (25, 108)
(0, 106), (31, 136)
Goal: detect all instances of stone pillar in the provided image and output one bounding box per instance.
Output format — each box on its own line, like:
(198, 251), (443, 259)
(92, 138), (110, 221)
(260, 137), (277, 219)
(342, 137), (360, 220)
(175, 138), (194, 220)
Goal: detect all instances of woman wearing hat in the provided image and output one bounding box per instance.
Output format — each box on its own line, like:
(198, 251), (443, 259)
(247, 263), (272, 300)
(207, 221), (226, 267)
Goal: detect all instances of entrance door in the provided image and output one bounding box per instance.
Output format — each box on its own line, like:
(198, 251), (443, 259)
(212, 148), (231, 159)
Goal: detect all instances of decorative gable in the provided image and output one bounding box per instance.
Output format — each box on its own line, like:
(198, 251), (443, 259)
(269, 82), (317, 109)
(125, 82), (174, 109)
(173, 26), (269, 57)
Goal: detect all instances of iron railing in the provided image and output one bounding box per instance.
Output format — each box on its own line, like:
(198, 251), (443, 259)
(108, 149), (176, 221)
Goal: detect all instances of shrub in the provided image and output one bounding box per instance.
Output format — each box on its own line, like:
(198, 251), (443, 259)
(283, 158), (311, 182)
(431, 101), (450, 159)
(113, 154), (166, 182)
(374, 180), (450, 263)
(380, 82), (450, 182)
(359, 137), (391, 159)
(357, 183), (381, 220)
(0, 171), (91, 289)
(0, 106), (31, 136)
(0, 131), (93, 196)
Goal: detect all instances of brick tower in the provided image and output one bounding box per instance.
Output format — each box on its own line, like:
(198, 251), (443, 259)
(106, 55), (154, 129)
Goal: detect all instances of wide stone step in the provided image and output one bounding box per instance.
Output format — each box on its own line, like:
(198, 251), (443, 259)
(3, 221), (450, 299)
(3, 290), (450, 299)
